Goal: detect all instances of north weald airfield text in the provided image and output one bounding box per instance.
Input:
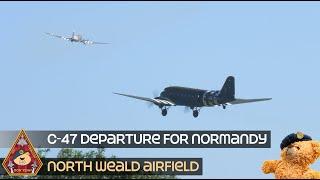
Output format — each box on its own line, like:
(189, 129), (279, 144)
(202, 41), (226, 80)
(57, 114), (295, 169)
(0, 131), (271, 148)
(0, 158), (203, 176)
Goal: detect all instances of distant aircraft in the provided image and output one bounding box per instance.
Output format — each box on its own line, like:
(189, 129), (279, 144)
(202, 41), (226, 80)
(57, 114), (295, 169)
(114, 76), (272, 118)
(45, 32), (110, 45)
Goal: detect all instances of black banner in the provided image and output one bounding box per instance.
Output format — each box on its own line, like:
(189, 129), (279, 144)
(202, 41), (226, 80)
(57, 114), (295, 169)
(0, 158), (202, 176)
(0, 130), (271, 148)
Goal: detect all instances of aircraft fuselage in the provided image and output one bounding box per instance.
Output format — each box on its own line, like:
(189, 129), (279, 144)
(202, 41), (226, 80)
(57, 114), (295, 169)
(70, 35), (82, 42)
(158, 86), (233, 108)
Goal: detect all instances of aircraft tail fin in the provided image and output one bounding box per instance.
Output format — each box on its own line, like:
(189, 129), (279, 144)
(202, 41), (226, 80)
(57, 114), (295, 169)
(219, 76), (235, 99)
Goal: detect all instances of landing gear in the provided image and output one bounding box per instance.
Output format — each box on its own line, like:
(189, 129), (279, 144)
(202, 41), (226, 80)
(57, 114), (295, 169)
(160, 106), (169, 116)
(161, 108), (167, 116)
(222, 104), (226, 109)
(191, 107), (200, 118)
(193, 110), (199, 118)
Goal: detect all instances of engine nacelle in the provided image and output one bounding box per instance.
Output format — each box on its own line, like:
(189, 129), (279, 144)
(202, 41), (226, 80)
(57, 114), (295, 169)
(202, 91), (220, 106)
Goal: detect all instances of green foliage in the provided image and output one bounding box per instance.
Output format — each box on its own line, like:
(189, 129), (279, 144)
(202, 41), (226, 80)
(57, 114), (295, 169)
(37, 148), (50, 158)
(57, 148), (106, 159)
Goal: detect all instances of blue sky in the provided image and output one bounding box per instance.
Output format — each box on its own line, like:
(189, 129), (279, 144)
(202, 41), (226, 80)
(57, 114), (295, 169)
(0, 2), (320, 178)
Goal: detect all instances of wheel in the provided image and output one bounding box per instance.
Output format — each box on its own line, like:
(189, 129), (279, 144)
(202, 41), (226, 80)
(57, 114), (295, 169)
(162, 109), (167, 116)
(223, 105), (226, 109)
(193, 110), (199, 118)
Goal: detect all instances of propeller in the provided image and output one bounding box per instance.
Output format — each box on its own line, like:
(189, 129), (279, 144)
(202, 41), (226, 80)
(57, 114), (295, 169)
(146, 90), (160, 108)
(147, 102), (154, 108)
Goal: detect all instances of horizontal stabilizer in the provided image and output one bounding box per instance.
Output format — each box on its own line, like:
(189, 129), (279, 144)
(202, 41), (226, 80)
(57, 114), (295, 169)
(228, 98), (272, 105)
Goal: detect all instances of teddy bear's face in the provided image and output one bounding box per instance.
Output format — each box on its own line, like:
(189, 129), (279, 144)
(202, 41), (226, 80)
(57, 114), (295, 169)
(13, 152), (32, 166)
(281, 141), (320, 165)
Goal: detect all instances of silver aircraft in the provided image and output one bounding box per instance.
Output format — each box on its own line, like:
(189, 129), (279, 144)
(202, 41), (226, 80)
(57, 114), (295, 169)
(45, 32), (110, 45)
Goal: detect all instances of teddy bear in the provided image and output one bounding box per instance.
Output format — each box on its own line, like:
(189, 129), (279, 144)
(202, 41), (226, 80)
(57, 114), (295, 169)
(262, 132), (320, 179)
(13, 149), (32, 166)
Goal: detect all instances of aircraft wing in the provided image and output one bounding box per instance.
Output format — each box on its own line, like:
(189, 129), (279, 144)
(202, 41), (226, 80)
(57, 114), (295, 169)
(81, 40), (110, 45)
(228, 98), (272, 105)
(45, 32), (70, 41)
(113, 92), (175, 106)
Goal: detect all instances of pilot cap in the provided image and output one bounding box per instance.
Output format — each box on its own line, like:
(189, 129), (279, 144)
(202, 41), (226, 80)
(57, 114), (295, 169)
(280, 132), (312, 150)
(13, 149), (25, 160)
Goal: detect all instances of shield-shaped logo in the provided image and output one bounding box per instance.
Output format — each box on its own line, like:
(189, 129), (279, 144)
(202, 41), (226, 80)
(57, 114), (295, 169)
(2, 129), (42, 176)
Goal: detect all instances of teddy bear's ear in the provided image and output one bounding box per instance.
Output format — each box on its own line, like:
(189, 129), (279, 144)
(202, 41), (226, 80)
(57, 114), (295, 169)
(312, 141), (320, 158)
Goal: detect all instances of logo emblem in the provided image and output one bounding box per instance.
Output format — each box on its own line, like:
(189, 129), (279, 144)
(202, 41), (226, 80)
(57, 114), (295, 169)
(296, 132), (304, 139)
(2, 129), (42, 176)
